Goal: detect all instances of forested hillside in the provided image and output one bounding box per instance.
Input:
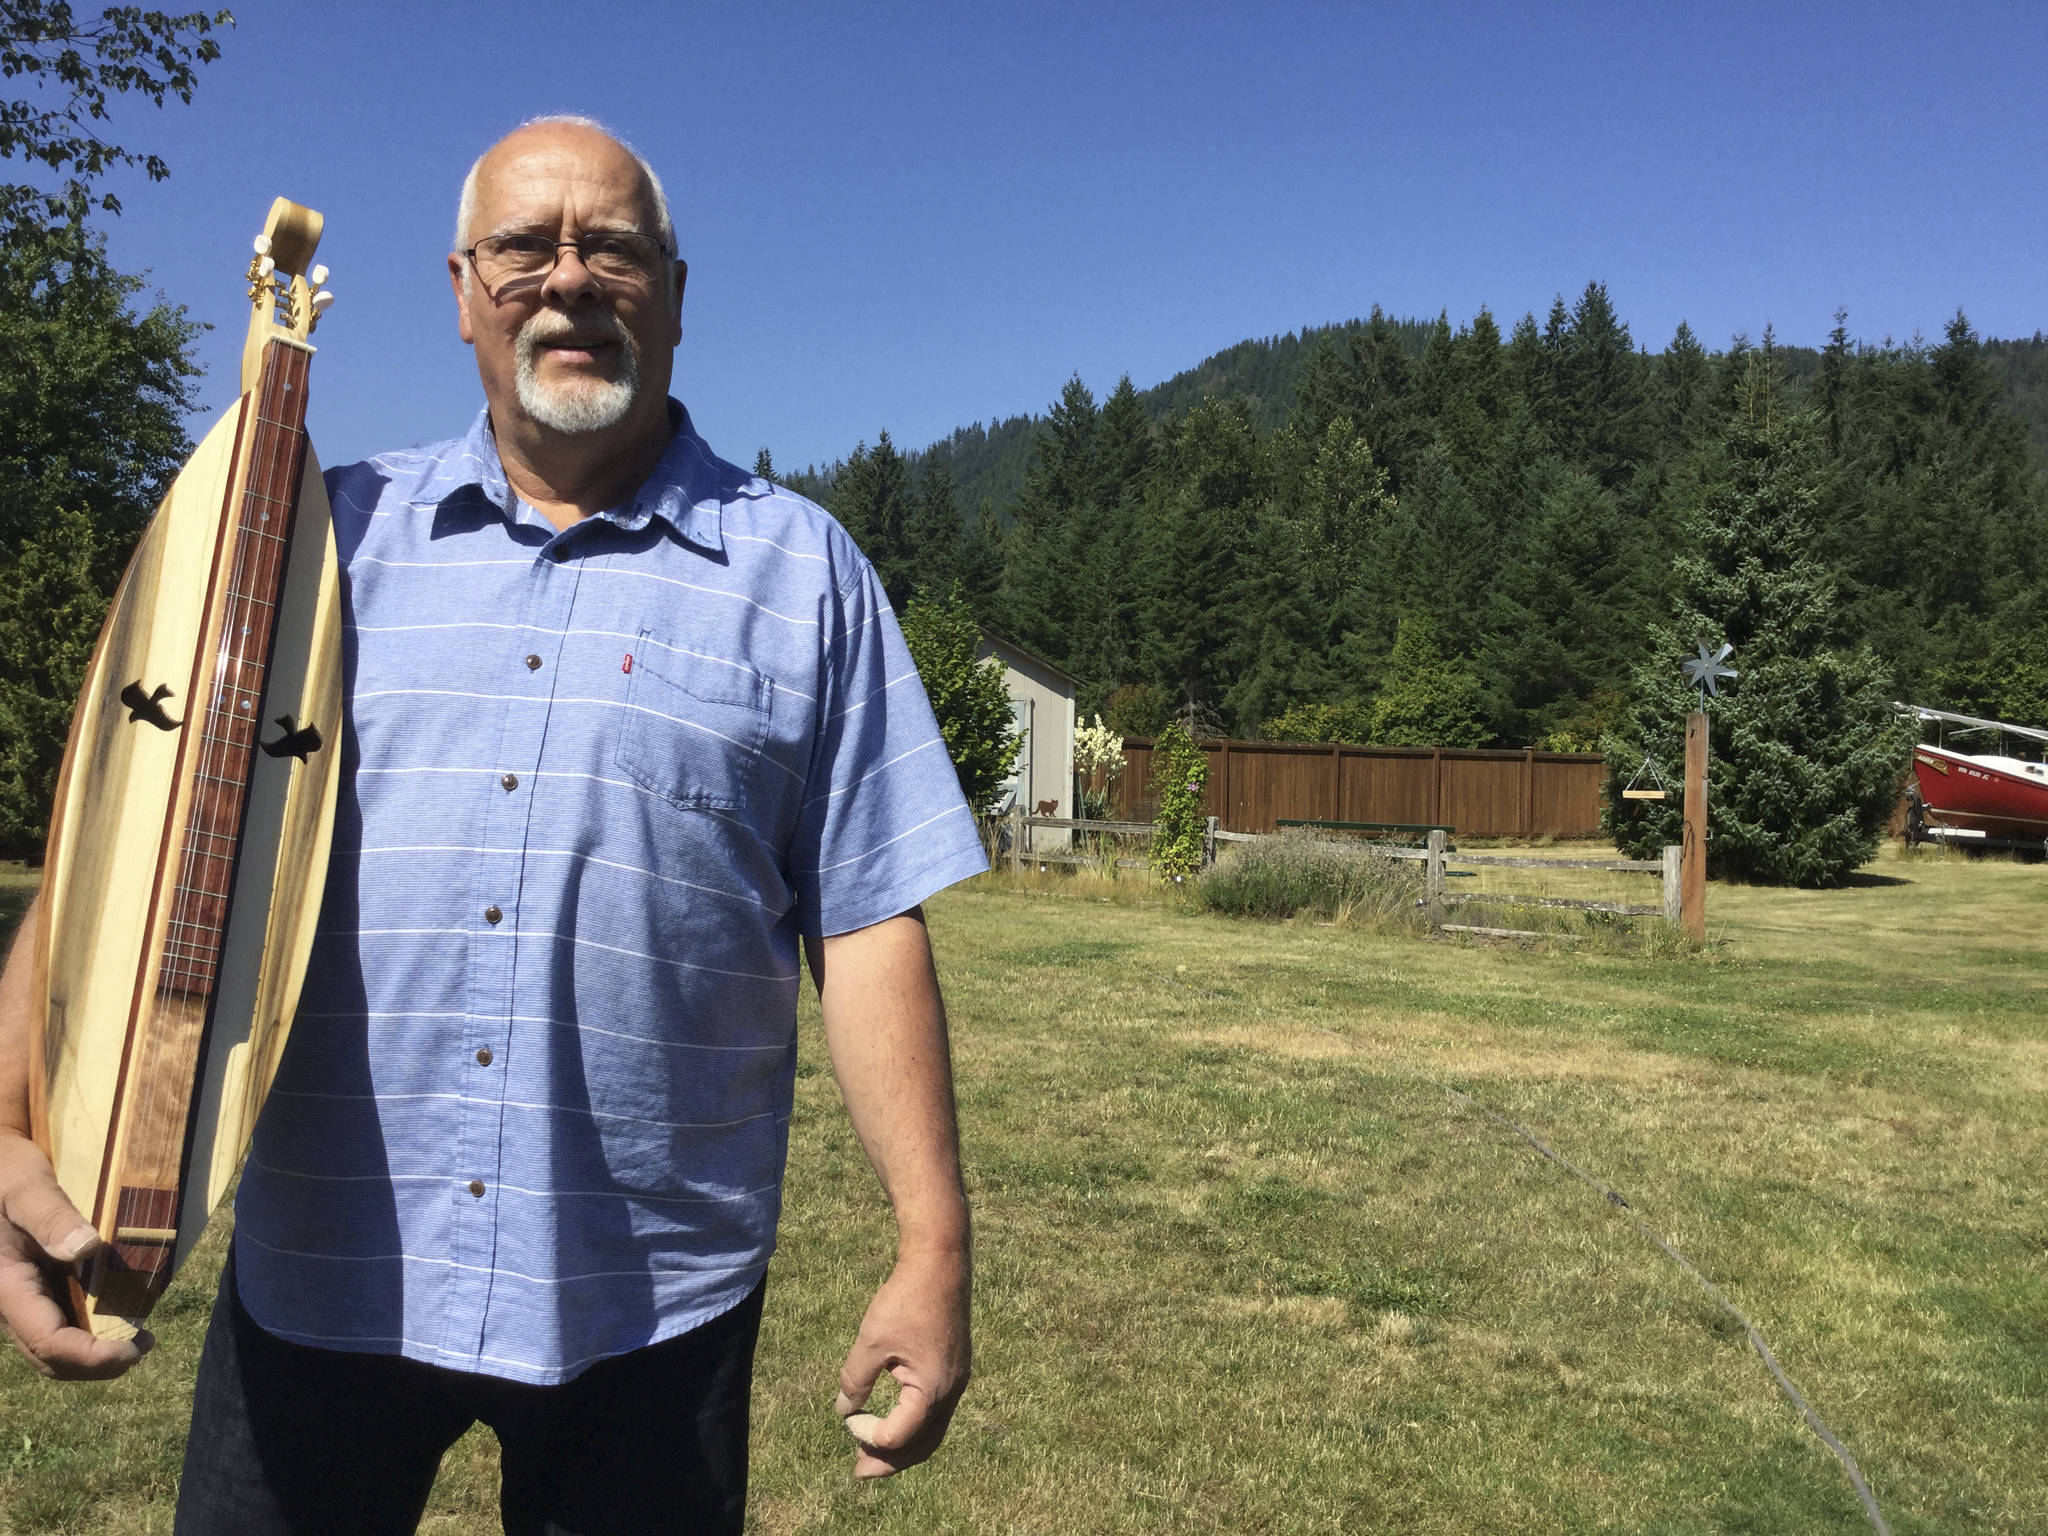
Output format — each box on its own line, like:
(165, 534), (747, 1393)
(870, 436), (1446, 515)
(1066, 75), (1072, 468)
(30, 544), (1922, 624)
(792, 286), (2048, 749)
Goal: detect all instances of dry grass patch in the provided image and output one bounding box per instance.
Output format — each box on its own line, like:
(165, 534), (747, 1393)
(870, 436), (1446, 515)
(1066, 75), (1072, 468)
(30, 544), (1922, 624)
(4, 847), (2044, 1532)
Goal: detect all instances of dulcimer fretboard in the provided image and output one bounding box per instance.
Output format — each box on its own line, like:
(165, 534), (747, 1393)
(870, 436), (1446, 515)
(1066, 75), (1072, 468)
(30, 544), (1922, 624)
(159, 339), (313, 997)
(96, 336), (312, 1310)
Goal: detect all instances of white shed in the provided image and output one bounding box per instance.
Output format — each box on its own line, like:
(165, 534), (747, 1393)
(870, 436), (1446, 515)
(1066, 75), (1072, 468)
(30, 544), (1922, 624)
(978, 632), (1078, 841)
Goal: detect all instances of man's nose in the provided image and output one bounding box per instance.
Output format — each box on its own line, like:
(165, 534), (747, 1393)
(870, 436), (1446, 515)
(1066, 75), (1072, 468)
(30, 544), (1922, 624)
(540, 245), (604, 306)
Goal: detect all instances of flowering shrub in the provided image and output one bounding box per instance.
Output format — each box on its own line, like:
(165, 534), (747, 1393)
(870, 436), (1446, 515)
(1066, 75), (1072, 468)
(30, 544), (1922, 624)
(1148, 720), (1208, 880)
(1073, 714), (1125, 781)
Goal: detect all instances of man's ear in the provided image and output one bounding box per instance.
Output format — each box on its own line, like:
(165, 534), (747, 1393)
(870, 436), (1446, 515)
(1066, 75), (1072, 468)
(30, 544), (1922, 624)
(449, 253), (477, 345)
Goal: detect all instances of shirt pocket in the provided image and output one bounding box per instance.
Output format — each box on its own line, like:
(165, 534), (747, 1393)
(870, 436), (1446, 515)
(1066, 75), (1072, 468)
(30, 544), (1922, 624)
(614, 632), (773, 814)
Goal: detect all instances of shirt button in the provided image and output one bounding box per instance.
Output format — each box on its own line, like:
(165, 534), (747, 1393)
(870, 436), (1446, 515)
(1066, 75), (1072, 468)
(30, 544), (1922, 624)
(525, 654), (543, 671)
(475, 1046), (494, 1066)
(484, 905), (503, 925)
(501, 773), (518, 792)
(468, 1180), (486, 1198)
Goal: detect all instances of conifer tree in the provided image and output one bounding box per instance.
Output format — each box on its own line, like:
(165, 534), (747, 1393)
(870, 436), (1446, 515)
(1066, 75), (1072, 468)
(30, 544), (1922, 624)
(999, 375), (1101, 663)
(1660, 320), (1713, 449)
(905, 459), (962, 595)
(957, 500), (1005, 620)
(1094, 374), (1155, 511)
(1140, 398), (1268, 729)
(1368, 615), (1490, 747)
(1608, 357), (1910, 885)
(831, 431), (915, 606)
(1561, 280), (1648, 489)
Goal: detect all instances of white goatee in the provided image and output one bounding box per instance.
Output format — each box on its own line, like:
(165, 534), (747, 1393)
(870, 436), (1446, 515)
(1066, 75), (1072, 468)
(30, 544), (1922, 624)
(514, 310), (640, 434)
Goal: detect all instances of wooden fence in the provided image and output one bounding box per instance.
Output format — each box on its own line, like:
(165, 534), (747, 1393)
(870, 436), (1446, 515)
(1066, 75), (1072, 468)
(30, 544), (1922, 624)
(1112, 738), (1608, 839)
(1001, 813), (1682, 935)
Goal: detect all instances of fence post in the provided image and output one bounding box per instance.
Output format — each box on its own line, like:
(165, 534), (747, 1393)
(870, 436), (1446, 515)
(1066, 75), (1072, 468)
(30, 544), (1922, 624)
(1682, 712), (1707, 941)
(1009, 803), (1023, 874)
(1661, 845), (1682, 927)
(1425, 828), (1446, 931)
(1204, 815), (1218, 869)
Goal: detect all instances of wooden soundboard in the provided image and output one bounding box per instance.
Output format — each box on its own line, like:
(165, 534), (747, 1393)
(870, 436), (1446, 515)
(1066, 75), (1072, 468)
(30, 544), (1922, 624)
(29, 200), (342, 1338)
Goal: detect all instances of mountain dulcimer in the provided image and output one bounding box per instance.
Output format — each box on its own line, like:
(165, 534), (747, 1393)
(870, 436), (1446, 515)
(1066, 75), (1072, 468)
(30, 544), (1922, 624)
(29, 199), (343, 1338)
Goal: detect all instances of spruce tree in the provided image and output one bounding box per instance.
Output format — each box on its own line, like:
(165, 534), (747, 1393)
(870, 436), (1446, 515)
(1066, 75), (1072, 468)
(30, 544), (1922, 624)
(998, 375), (1100, 664)
(1608, 358), (1911, 886)
(831, 432), (915, 605)
(905, 459), (962, 595)
(1139, 398), (1268, 731)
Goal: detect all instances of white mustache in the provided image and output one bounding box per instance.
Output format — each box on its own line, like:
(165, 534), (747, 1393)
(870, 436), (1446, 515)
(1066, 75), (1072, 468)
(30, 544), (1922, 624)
(517, 308), (633, 357)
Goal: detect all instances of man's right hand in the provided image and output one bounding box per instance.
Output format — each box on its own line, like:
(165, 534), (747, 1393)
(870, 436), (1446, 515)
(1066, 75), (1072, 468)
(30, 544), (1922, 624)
(0, 1133), (149, 1379)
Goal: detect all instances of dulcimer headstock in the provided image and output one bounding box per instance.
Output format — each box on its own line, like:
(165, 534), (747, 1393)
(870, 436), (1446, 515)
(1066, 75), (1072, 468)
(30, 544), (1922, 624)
(240, 196), (333, 393)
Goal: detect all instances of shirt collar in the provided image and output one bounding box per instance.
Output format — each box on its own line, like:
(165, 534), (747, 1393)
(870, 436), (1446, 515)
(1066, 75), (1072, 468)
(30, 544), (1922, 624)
(408, 398), (727, 555)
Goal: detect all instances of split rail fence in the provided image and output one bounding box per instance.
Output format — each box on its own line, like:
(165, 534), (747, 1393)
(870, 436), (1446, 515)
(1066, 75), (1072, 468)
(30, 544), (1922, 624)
(998, 810), (1682, 934)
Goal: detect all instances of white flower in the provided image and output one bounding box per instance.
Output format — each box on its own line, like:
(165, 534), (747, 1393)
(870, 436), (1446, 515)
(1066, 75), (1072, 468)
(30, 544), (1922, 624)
(1073, 714), (1125, 778)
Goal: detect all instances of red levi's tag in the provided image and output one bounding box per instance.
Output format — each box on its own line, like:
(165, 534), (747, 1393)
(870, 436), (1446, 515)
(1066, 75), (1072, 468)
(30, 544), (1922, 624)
(622, 654), (633, 674)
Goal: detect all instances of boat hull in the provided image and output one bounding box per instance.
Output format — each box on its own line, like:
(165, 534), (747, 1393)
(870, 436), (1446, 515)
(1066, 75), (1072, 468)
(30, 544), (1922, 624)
(1910, 745), (2048, 841)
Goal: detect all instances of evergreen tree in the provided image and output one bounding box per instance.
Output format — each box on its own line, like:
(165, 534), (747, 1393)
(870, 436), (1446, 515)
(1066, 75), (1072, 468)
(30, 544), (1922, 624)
(1483, 463), (1654, 746)
(831, 431), (914, 605)
(956, 499), (1004, 619)
(1354, 306), (1420, 491)
(1561, 280), (1648, 489)
(905, 459), (962, 595)
(998, 374), (1100, 663)
(1368, 614), (1490, 747)
(1140, 398), (1269, 729)
(1659, 320), (1713, 450)
(1094, 374), (1155, 511)
(1360, 437), (1489, 655)
(752, 446), (775, 480)
(1608, 360), (1911, 886)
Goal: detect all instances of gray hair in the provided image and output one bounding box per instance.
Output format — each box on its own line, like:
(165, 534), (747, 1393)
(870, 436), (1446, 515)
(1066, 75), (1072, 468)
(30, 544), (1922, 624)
(453, 114), (676, 257)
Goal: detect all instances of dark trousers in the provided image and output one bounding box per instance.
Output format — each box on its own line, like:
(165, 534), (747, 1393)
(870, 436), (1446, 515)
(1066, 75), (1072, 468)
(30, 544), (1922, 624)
(175, 1250), (763, 1535)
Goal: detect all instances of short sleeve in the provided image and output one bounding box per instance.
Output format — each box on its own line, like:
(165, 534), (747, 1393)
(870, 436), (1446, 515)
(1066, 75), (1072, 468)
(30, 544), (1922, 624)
(788, 558), (989, 937)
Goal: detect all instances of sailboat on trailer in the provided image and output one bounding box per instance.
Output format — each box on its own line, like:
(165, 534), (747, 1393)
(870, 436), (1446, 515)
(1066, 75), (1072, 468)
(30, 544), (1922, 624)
(1898, 704), (2048, 850)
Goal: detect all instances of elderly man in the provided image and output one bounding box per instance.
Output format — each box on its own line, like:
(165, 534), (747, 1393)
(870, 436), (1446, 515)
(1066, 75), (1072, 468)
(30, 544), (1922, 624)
(0, 116), (986, 1533)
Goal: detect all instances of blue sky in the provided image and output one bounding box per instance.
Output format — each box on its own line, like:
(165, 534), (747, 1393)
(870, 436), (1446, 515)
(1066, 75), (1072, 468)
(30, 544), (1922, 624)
(62, 0), (2048, 475)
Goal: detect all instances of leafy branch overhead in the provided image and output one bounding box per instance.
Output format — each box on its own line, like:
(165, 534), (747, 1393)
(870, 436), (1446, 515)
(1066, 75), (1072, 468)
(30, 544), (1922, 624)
(0, 1), (233, 228)
(0, 1), (225, 855)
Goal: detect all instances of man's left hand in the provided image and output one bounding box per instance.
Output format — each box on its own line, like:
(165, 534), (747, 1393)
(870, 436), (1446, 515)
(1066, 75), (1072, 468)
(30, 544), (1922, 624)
(835, 1246), (971, 1479)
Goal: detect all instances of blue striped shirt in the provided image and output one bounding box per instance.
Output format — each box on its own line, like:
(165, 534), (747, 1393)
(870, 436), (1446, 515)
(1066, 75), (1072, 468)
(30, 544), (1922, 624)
(232, 402), (987, 1384)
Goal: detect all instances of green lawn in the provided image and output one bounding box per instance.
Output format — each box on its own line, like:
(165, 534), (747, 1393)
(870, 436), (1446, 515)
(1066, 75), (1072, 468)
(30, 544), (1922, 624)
(3, 845), (2043, 1533)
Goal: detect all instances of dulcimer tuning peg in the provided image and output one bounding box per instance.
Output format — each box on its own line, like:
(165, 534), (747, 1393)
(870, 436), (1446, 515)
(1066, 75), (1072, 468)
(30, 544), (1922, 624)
(309, 264), (329, 287)
(258, 255), (276, 277)
(253, 234), (272, 256)
(310, 290), (334, 314)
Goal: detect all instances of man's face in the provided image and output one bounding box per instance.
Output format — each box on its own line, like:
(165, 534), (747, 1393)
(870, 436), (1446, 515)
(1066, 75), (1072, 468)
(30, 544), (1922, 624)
(449, 124), (687, 441)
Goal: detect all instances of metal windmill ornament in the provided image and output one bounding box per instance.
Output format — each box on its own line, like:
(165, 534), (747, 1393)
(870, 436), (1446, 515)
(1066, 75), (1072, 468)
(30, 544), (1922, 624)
(1682, 640), (1737, 708)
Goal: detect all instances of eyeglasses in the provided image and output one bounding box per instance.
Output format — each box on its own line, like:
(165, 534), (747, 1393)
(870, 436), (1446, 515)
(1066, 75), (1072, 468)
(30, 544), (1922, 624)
(464, 231), (670, 288)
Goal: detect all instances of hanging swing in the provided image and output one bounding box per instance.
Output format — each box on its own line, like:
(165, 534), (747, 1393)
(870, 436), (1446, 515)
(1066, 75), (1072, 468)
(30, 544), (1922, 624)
(1621, 753), (1670, 800)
